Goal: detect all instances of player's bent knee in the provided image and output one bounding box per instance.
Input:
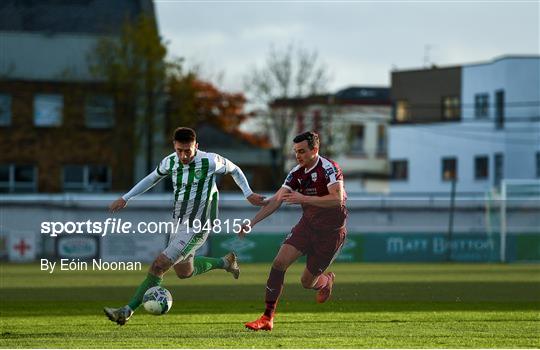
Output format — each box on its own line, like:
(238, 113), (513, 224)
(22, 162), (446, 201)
(176, 272), (193, 279)
(175, 270), (193, 279)
(150, 255), (172, 276)
(272, 259), (289, 271)
(150, 262), (167, 276)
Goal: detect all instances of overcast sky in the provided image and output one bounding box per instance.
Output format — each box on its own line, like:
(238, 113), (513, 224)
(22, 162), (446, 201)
(155, 1), (539, 93)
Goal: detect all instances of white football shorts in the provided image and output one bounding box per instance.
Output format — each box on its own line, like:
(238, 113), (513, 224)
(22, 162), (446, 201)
(162, 223), (209, 264)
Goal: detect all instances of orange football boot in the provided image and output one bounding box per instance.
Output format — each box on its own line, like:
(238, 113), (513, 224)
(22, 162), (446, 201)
(316, 272), (335, 303)
(244, 314), (274, 331)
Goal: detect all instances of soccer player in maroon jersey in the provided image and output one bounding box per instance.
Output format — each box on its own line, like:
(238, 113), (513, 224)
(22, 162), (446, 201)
(241, 131), (347, 331)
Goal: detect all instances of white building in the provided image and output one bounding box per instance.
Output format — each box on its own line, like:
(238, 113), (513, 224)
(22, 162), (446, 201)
(389, 56), (540, 194)
(268, 87), (392, 193)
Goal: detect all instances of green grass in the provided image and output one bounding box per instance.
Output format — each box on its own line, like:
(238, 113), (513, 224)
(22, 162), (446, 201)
(1, 263), (539, 348)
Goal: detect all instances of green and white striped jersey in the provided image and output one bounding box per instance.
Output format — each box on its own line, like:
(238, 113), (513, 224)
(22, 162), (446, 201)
(155, 150), (250, 224)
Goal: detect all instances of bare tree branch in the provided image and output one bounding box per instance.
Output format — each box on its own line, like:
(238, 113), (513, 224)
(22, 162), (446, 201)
(243, 42), (331, 185)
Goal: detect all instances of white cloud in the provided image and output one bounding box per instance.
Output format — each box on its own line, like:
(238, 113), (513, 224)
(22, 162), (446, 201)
(238, 23), (306, 41)
(156, 2), (539, 93)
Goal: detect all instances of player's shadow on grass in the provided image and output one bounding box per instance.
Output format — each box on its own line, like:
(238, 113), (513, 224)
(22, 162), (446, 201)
(1, 281), (539, 316)
(138, 318), (540, 327)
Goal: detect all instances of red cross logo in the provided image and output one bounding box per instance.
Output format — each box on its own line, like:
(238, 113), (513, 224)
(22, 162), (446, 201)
(13, 239), (31, 256)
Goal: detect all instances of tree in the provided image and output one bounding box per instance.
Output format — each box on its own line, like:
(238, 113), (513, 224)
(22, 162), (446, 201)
(166, 62), (248, 135)
(88, 15), (167, 175)
(243, 43), (330, 183)
(191, 79), (247, 132)
(165, 59), (199, 130)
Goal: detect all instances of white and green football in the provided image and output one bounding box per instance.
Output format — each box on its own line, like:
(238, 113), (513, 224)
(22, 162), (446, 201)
(142, 286), (173, 315)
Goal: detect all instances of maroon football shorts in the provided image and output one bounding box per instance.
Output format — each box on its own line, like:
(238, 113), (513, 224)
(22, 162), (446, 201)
(284, 218), (347, 276)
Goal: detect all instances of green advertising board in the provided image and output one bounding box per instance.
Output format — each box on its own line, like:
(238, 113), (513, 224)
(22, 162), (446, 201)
(209, 232), (540, 263)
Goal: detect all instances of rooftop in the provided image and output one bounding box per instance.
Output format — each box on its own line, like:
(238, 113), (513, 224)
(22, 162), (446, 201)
(0, 0), (155, 35)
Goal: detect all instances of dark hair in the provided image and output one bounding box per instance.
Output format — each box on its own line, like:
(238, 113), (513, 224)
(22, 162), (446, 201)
(173, 127), (196, 143)
(293, 131), (320, 150)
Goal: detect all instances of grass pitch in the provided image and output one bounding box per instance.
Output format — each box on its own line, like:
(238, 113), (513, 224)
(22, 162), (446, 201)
(1, 262), (539, 348)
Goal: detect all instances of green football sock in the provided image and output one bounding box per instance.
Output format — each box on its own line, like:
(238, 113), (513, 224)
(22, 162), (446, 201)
(192, 256), (225, 277)
(127, 273), (163, 310)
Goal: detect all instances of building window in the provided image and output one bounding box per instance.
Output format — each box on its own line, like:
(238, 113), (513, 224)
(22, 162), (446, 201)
(34, 94), (63, 127)
(88, 165), (110, 191)
(85, 94), (114, 128)
(391, 160), (408, 180)
(395, 100), (410, 122)
(376, 124), (387, 156)
(494, 153), (504, 187)
(474, 93), (489, 118)
(536, 152), (540, 178)
(474, 155), (489, 180)
(0, 164), (37, 192)
(63, 165), (111, 192)
(442, 96), (460, 120)
(349, 124), (365, 155)
(442, 157), (457, 181)
(0, 164), (9, 190)
(63, 165), (85, 189)
(495, 90), (505, 130)
(0, 94), (12, 126)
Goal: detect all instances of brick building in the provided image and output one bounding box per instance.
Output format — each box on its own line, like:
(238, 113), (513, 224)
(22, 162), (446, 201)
(0, 0), (157, 192)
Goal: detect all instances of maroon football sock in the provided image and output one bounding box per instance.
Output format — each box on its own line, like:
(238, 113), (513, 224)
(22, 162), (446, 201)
(263, 267), (285, 318)
(312, 273), (329, 290)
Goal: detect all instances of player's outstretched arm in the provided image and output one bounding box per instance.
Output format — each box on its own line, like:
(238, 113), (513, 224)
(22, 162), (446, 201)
(218, 155), (266, 206)
(108, 170), (166, 213)
(246, 193), (267, 206)
(239, 187), (289, 238)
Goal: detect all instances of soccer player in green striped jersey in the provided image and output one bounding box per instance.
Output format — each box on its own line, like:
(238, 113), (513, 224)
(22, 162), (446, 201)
(104, 127), (266, 325)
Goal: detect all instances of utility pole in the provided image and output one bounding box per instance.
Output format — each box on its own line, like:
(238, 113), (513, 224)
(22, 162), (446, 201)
(447, 177), (457, 261)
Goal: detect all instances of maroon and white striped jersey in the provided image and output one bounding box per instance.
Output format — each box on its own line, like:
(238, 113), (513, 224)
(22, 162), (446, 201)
(282, 156), (347, 232)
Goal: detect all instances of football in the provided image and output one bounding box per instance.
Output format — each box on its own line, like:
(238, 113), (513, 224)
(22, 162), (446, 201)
(142, 286), (173, 315)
